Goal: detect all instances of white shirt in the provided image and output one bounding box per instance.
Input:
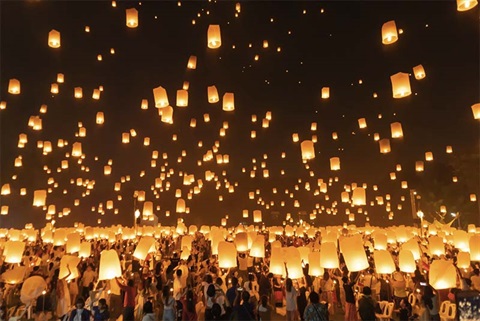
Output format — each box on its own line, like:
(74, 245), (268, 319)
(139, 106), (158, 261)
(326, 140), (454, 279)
(285, 287), (297, 312)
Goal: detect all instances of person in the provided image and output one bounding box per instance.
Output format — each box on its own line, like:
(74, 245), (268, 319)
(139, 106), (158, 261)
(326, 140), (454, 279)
(470, 268), (480, 291)
(398, 298), (412, 321)
(81, 265), (96, 299)
(161, 286), (176, 321)
(357, 287), (376, 321)
(297, 287), (308, 321)
(273, 277), (284, 308)
(303, 291), (328, 321)
(115, 277), (137, 321)
(57, 265), (72, 320)
(69, 297), (91, 321)
(0, 305), (7, 321)
(285, 278), (298, 321)
(233, 289), (255, 321)
(226, 277), (239, 307)
(257, 295), (273, 321)
(422, 285), (439, 321)
(342, 276), (357, 321)
(141, 301), (155, 321)
(181, 289), (198, 321)
(392, 269), (408, 308)
(92, 298), (110, 321)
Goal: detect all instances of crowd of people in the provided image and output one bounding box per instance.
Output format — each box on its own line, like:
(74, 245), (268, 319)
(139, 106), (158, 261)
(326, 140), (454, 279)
(0, 227), (479, 321)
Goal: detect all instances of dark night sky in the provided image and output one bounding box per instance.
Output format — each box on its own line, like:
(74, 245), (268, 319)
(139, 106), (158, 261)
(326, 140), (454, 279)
(0, 0), (478, 228)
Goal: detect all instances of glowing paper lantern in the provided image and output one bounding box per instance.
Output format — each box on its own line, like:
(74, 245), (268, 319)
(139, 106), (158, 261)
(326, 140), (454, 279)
(96, 112), (104, 124)
(413, 65), (426, 80)
(253, 210), (262, 223)
(453, 230), (469, 251)
(428, 236), (445, 256)
(208, 86), (219, 103)
(429, 260), (457, 290)
(4, 241), (25, 263)
(250, 236), (265, 258)
(319, 242), (339, 269)
(470, 235), (480, 261)
(222, 93), (235, 111)
(352, 187), (366, 206)
(33, 190), (47, 207)
(176, 90), (188, 107)
(457, 0), (478, 11)
(374, 250), (395, 274)
(398, 250), (416, 273)
(340, 234), (369, 272)
(98, 249), (122, 280)
(79, 242), (91, 258)
(126, 8), (138, 28)
(269, 247), (286, 276)
(133, 236), (155, 261)
(391, 122), (404, 138)
(358, 118), (367, 129)
(471, 103), (480, 120)
(48, 29), (61, 48)
(187, 55), (197, 69)
(457, 252), (470, 269)
(300, 140), (315, 160)
(218, 242), (237, 268)
(153, 86), (169, 108)
(2, 266), (27, 284)
(235, 232), (249, 252)
(176, 198), (186, 213)
(207, 24), (221, 49)
(66, 233), (81, 253)
(379, 139), (391, 154)
(8, 79), (20, 94)
(391, 72), (411, 98)
(330, 157), (340, 170)
(402, 238), (421, 260)
(321, 87), (330, 99)
(416, 161), (424, 172)
(160, 106), (173, 123)
(382, 20), (398, 45)
(286, 247), (303, 279)
(308, 252), (323, 277)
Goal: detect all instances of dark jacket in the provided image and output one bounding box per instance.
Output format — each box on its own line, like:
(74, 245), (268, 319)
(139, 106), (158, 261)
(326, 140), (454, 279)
(358, 295), (376, 321)
(69, 308), (91, 321)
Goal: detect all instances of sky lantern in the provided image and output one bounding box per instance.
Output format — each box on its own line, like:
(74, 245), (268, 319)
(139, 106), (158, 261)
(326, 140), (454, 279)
(153, 86), (169, 107)
(126, 8), (138, 28)
(308, 252), (323, 277)
(374, 250), (396, 274)
(390, 122), (403, 138)
(457, 252), (470, 269)
(4, 241), (25, 263)
(66, 233), (81, 253)
(207, 24), (222, 49)
(415, 161), (424, 172)
(429, 260), (457, 290)
(222, 93), (235, 111)
(72, 142), (82, 157)
(187, 55), (197, 69)
(379, 138), (391, 154)
(74, 87), (83, 98)
(235, 232), (249, 252)
(319, 242), (339, 269)
(471, 103), (480, 119)
(1, 184), (11, 195)
(208, 86), (219, 103)
(250, 236), (265, 258)
(57, 73), (64, 83)
(79, 242), (91, 258)
(453, 230), (470, 251)
(381, 20), (398, 44)
(253, 210), (262, 222)
(99, 249), (122, 280)
(470, 194), (477, 202)
(270, 247), (286, 276)
(321, 87), (330, 99)
(8, 79), (20, 94)
(413, 64), (426, 79)
(218, 242), (237, 268)
(300, 140), (315, 160)
(48, 29), (61, 48)
(51, 83), (59, 94)
(330, 157), (340, 170)
(340, 234), (369, 272)
(390, 72), (411, 98)
(176, 198), (186, 213)
(352, 187), (366, 206)
(457, 0), (478, 11)
(398, 249), (416, 272)
(33, 190), (47, 207)
(176, 89), (188, 107)
(96, 112), (104, 124)
(358, 118), (367, 129)
(425, 152), (433, 161)
(470, 235), (480, 261)
(160, 106), (174, 123)
(133, 236), (155, 260)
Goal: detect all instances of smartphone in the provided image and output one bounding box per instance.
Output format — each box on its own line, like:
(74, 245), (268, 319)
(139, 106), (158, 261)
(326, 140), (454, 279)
(237, 287), (244, 291)
(420, 282), (427, 286)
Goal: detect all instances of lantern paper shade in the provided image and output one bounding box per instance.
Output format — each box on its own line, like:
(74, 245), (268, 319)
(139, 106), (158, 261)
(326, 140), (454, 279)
(402, 238), (421, 260)
(126, 8), (138, 28)
(253, 210), (262, 223)
(4, 241), (25, 263)
(250, 236), (265, 258)
(269, 247), (286, 276)
(382, 20), (398, 45)
(398, 250), (416, 273)
(374, 250), (396, 274)
(428, 236), (445, 256)
(153, 86), (169, 108)
(457, 252), (470, 269)
(8, 79), (20, 94)
(308, 251), (323, 277)
(469, 235), (480, 261)
(379, 139), (391, 154)
(457, 0), (478, 11)
(235, 232), (249, 252)
(391, 72), (411, 98)
(391, 122), (403, 138)
(66, 233), (81, 253)
(207, 25), (221, 49)
(33, 190), (47, 207)
(79, 242), (91, 258)
(176, 90), (188, 107)
(1, 266), (27, 284)
(413, 64), (426, 80)
(133, 236), (155, 261)
(453, 230), (469, 252)
(321, 87), (330, 99)
(59, 255), (81, 280)
(48, 29), (61, 48)
(429, 260), (457, 290)
(208, 86), (219, 103)
(340, 235), (369, 272)
(98, 249), (122, 280)
(218, 242), (237, 268)
(300, 140), (315, 160)
(286, 247), (303, 279)
(352, 187), (366, 206)
(222, 93), (235, 111)
(472, 103), (480, 120)
(330, 157), (340, 171)
(176, 198), (186, 213)
(187, 55), (197, 69)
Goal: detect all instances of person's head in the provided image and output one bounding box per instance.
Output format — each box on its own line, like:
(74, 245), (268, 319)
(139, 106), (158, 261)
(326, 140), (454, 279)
(0, 305), (6, 319)
(207, 284), (216, 298)
(267, 273), (273, 279)
(241, 290), (250, 303)
(98, 298), (107, 309)
(299, 286), (307, 296)
(286, 278), (293, 292)
(473, 268), (480, 276)
(162, 285), (171, 298)
(75, 297), (85, 309)
(186, 290), (195, 313)
(363, 286), (372, 296)
(260, 295), (268, 307)
(342, 276), (349, 284)
(231, 277), (238, 287)
(309, 291), (320, 304)
(143, 301), (153, 314)
(400, 298), (410, 309)
(176, 269), (182, 278)
(323, 271), (330, 281)
(215, 277), (223, 287)
(248, 274), (254, 282)
(211, 303), (222, 319)
(127, 279), (135, 287)
(205, 274), (213, 284)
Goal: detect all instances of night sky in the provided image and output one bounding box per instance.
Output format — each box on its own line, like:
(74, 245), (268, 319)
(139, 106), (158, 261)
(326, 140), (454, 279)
(0, 1), (478, 229)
